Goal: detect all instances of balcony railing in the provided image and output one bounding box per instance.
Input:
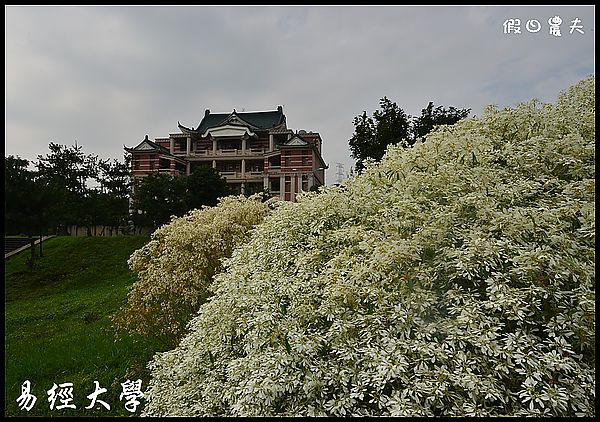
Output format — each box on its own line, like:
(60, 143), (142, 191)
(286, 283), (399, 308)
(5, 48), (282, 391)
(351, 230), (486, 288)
(218, 171), (265, 180)
(187, 148), (267, 157)
(188, 150), (211, 156)
(265, 166), (281, 175)
(248, 148), (266, 155)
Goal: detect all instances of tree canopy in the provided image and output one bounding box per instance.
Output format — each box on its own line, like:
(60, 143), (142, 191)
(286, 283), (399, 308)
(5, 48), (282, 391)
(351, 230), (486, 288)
(4, 143), (132, 236)
(131, 166), (231, 229)
(5, 142), (234, 235)
(4, 156), (48, 236)
(412, 101), (471, 141)
(349, 98), (471, 172)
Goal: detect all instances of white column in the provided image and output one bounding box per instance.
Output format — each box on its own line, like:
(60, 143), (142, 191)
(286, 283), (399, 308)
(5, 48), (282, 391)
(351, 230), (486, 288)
(212, 139), (217, 154)
(290, 174), (295, 202)
(186, 137), (191, 155)
(169, 138), (174, 154)
(242, 136), (247, 155)
(280, 175), (285, 200)
(186, 161), (190, 176)
(212, 160), (216, 169)
(269, 134), (274, 151)
(241, 159), (246, 177)
(263, 176), (268, 191)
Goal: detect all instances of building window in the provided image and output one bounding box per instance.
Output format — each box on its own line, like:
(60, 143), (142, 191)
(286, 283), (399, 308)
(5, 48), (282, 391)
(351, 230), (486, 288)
(270, 178), (280, 192)
(302, 175), (309, 191)
(302, 154), (309, 166)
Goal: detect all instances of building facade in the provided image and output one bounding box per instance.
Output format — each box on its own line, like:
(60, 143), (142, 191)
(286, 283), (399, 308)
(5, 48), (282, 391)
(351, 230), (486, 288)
(125, 106), (327, 202)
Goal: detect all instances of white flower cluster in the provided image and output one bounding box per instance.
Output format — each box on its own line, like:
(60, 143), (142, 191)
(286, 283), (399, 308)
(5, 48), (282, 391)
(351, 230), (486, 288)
(142, 76), (594, 416)
(112, 194), (273, 347)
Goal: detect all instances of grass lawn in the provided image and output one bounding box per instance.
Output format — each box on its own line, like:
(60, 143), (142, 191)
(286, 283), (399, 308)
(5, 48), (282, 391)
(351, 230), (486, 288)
(4, 236), (167, 417)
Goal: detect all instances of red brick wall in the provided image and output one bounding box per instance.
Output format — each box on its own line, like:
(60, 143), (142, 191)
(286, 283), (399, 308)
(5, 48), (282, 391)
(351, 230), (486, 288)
(280, 149), (312, 172)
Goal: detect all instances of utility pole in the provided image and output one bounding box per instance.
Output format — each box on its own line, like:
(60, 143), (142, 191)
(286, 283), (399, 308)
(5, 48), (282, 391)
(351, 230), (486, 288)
(335, 162), (345, 184)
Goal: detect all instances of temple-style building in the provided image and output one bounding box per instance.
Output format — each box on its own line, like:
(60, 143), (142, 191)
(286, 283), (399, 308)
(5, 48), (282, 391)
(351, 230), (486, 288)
(125, 106), (327, 202)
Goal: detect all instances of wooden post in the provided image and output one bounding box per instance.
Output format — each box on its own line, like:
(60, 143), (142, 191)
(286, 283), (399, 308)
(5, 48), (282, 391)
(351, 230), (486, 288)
(29, 238), (35, 268)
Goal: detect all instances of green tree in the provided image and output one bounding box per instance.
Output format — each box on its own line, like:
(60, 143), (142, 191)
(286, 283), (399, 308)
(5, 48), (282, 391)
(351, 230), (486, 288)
(4, 156), (57, 237)
(185, 166), (230, 210)
(35, 142), (91, 195)
(93, 157), (132, 230)
(7, 144), (132, 236)
(5, 155), (30, 234)
(349, 98), (470, 173)
(97, 156), (132, 198)
(412, 101), (471, 141)
(133, 166), (231, 229)
(5, 156), (36, 235)
(35, 142), (99, 231)
(133, 173), (187, 228)
(349, 97), (411, 173)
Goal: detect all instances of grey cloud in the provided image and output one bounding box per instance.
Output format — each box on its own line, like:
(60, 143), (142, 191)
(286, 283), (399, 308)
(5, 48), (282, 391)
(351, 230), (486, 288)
(5, 5), (594, 183)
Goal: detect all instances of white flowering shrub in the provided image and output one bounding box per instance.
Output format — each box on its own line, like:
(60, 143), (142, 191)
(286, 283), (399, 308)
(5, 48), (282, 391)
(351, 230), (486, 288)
(112, 194), (273, 348)
(142, 76), (594, 416)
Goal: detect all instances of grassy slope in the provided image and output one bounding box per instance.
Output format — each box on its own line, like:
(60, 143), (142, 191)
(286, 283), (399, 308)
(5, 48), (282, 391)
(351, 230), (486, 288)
(4, 236), (165, 417)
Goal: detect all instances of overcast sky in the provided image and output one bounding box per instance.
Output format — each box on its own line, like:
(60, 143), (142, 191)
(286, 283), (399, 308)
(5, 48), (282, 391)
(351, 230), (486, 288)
(5, 5), (595, 184)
